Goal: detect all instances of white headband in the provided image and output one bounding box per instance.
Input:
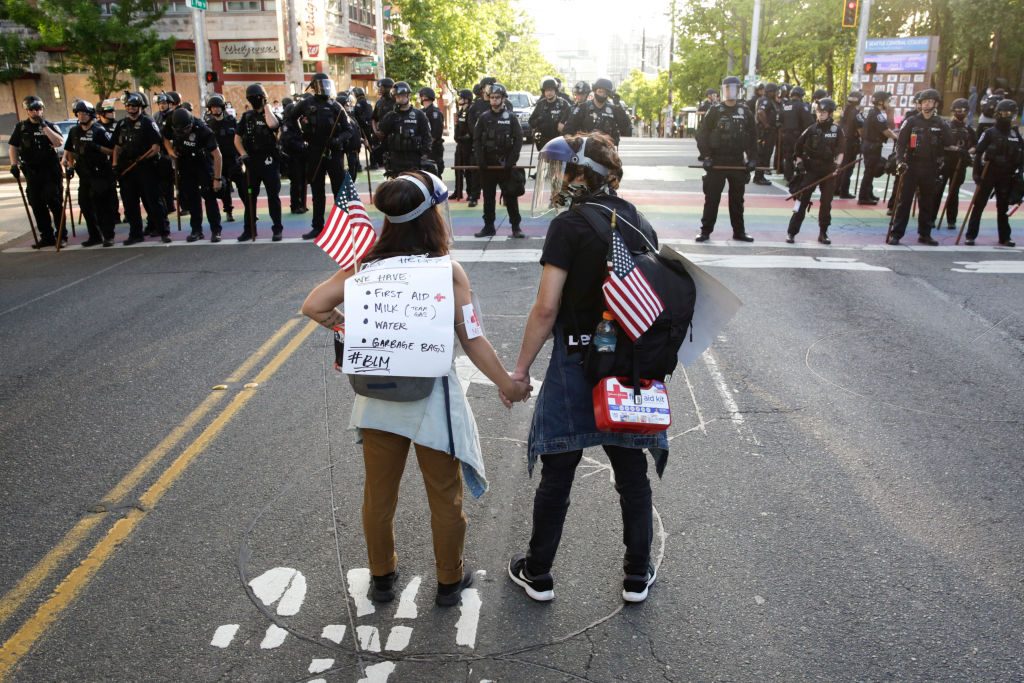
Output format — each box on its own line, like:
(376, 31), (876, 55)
(386, 172), (449, 223)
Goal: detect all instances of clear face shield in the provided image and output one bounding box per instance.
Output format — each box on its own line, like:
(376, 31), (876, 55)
(387, 171), (453, 245)
(531, 137), (610, 218)
(721, 82), (741, 102)
(311, 78), (335, 99)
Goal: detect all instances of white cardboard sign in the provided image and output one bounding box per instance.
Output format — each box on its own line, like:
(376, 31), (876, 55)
(342, 255), (455, 377)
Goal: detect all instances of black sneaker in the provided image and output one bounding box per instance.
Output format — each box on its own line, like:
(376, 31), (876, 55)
(622, 564), (657, 603)
(81, 238), (103, 247)
(999, 240), (1016, 247)
(32, 239), (57, 250)
(211, 232), (222, 243)
(160, 234), (173, 244)
(694, 231), (711, 243)
(370, 569), (399, 603)
(272, 229), (283, 242)
(507, 554), (554, 602)
(436, 569), (474, 607)
(784, 234), (795, 244)
(964, 238), (975, 246)
(474, 227), (496, 238)
(237, 233), (254, 242)
(467, 199), (478, 208)
(510, 226), (525, 238)
(732, 233), (755, 243)
(857, 198), (879, 205)
(224, 210), (234, 222)
(302, 228), (321, 240)
(186, 231), (203, 243)
(886, 236), (900, 245)
(123, 236), (145, 246)
(102, 238), (115, 247)
(917, 235), (938, 246)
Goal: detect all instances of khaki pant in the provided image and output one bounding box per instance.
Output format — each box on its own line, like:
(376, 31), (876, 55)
(361, 428), (467, 584)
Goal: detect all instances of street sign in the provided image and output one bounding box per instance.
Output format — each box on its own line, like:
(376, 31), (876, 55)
(352, 58), (378, 74)
(189, 0), (207, 10)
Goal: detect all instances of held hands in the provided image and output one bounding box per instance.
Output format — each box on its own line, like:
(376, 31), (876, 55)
(498, 368), (533, 408)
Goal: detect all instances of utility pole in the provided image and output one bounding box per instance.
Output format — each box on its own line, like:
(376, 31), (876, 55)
(666, 0), (675, 107)
(285, 0), (304, 95)
(375, 0), (386, 79)
(852, 0), (871, 90)
(641, 28), (646, 73)
(192, 6), (208, 110)
(747, 0), (762, 84)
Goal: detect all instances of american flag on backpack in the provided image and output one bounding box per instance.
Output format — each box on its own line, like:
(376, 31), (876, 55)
(602, 228), (664, 341)
(315, 175), (377, 270)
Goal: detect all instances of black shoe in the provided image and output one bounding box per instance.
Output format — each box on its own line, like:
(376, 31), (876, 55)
(857, 198), (879, 205)
(291, 206), (308, 214)
(474, 227), (496, 238)
(694, 231), (711, 243)
(224, 210), (234, 223)
(733, 233), (755, 242)
(947, 223), (956, 230)
(622, 564), (657, 603)
(917, 235), (938, 246)
(886, 208), (894, 216)
(237, 233), (254, 242)
(511, 226), (525, 238)
(144, 228), (159, 237)
(272, 231), (283, 242)
(999, 240), (1016, 247)
(508, 554), (554, 602)
(32, 238), (57, 249)
(102, 238), (115, 247)
(467, 199), (478, 208)
(886, 236), (901, 245)
(753, 177), (772, 186)
(837, 193), (855, 199)
(964, 238), (975, 246)
(370, 570), (399, 603)
(211, 232), (222, 243)
(302, 228), (321, 240)
(785, 234), (795, 244)
(448, 193), (464, 201)
(123, 236), (145, 246)
(436, 569), (474, 607)
(818, 233), (831, 245)
(81, 238), (103, 247)
(161, 234), (173, 244)
(186, 231), (203, 243)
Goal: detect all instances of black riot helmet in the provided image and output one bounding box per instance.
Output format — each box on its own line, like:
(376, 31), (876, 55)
(573, 80), (591, 96)
(458, 88), (472, 103)
(97, 99), (116, 115)
(472, 83), (483, 98)
(308, 73), (335, 99)
(23, 95), (44, 111)
(847, 90), (863, 103)
(871, 90), (891, 105)
(206, 94), (226, 110)
(995, 98), (1019, 120)
(170, 106), (193, 136)
(246, 83), (268, 109)
(378, 77), (394, 89)
(393, 81), (412, 96)
(705, 88), (718, 97)
(764, 82), (779, 95)
(917, 88), (940, 104)
(541, 76), (558, 93)
(337, 90), (351, 105)
(352, 86), (366, 98)
(155, 93), (170, 105)
(780, 83), (791, 98)
(480, 76), (497, 88)
(721, 75), (742, 103)
(418, 86), (435, 101)
(812, 88), (828, 101)
(790, 86), (806, 99)
(166, 91), (182, 106)
(593, 77), (614, 94)
(72, 100), (96, 118)
(816, 97), (837, 114)
(951, 98), (969, 111)
(123, 91), (147, 109)
(489, 83), (507, 98)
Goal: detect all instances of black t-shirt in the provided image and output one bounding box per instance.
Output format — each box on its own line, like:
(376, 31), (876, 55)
(540, 195), (651, 351)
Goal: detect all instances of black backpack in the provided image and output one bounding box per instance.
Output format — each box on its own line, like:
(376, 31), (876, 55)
(573, 201), (696, 387)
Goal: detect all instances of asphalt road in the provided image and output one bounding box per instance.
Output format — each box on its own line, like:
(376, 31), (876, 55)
(1, 139), (1023, 682)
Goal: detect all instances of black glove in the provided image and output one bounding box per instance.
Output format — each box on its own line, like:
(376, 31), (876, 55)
(793, 158), (806, 174)
(745, 159), (757, 172)
(896, 161), (908, 176)
(702, 157), (714, 171)
(9, 164), (20, 180)
(64, 166), (74, 179)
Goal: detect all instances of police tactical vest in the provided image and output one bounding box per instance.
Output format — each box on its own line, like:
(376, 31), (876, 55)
(173, 122), (212, 164)
(480, 110), (513, 162)
(454, 107), (473, 143)
(906, 117), (945, 162)
(585, 101), (620, 137)
(14, 121), (60, 166)
(68, 124), (111, 173)
(805, 123), (839, 164)
(116, 116), (157, 161)
(535, 98), (567, 137)
(206, 115), (238, 156)
(981, 126), (1024, 170)
(864, 107), (889, 145)
(709, 104), (751, 156)
(757, 96), (778, 128)
(240, 110), (278, 155)
(387, 109), (424, 154)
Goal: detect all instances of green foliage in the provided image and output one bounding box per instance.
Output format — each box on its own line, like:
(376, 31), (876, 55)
(0, 31), (39, 84)
(385, 34), (435, 88)
(3, 0), (175, 98)
(618, 69), (673, 122)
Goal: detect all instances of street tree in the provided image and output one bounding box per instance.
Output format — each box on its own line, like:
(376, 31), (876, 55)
(385, 33), (435, 88)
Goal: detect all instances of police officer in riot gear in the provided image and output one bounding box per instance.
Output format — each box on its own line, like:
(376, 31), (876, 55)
(934, 97), (977, 229)
(786, 98), (845, 245)
(473, 83), (524, 238)
(235, 83), (284, 241)
(96, 99), (122, 224)
(571, 80), (591, 105)
(293, 73), (352, 240)
(562, 77), (632, 146)
(779, 85), (813, 182)
(698, 88), (719, 113)
(836, 90), (864, 198)
(858, 90), (897, 204)
(964, 99), (1021, 247)
(451, 89), (475, 202)
(113, 92), (169, 244)
(812, 88), (829, 107)
(530, 76), (571, 150)
(338, 90), (364, 182)
(168, 107), (223, 242)
(747, 82), (764, 112)
(888, 88), (955, 245)
(379, 81), (431, 177)
(205, 94), (241, 223)
(418, 86), (446, 176)
(8, 96), (65, 248)
(62, 100), (116, 247)
(370, 77), (396, 169)
(753, 82), (780, 184)
(976, 90), (1004, 138)
(157, 91), (183, 219)
(351, 86), (374, 176)
(695, 76), (758, 243)
(280, 96), (308, 213)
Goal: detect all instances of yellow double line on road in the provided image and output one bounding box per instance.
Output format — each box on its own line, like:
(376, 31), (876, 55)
(0, 317), (319, 679)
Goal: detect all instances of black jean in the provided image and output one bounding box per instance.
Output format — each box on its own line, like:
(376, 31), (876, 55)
(526, 446), (652, 577)
(242, 155), (283, 235)
(479, 168), (520, 229)
(700, 168), (748, 235)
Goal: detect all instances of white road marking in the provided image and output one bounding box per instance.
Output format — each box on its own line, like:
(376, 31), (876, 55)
(248, 567), (307, 616)
(308, 658), (335, 674)
(685, 253), (891, 271)
(455, 583), (483, 648)
(395, 576), (421, 619)
(320, 624), (346, 644)
(450, 248), (543, 263)
(384, 625), (413, 651)
(210, 624), (238, 648)
(952, 260), (1024, 274)
(680, 366), (707, 436)
(356, 625), (381, 652)
(259, 624), (288, 649)
(701, 350), (743, 429)
(346, 567), (376, 617)
(357, 662), (396, 683)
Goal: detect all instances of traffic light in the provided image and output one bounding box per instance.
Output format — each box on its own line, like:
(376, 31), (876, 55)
(841, 0), (859, 27)
(864, 62), (878, 74)
(204, 71), (218, 84)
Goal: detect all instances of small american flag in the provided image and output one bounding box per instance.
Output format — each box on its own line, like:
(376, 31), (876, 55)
(315, 175), (377, 270)
(601, 226), (664, 341)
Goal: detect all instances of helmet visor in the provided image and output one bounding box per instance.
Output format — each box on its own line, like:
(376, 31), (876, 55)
(531, 156), (569, 218)
(721, 82), (741, 101)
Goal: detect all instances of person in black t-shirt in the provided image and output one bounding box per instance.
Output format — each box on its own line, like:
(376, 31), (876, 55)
(506, 132), (664, 605)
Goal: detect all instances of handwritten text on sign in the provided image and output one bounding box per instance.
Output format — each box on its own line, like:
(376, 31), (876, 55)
(342, 255), (455, 377)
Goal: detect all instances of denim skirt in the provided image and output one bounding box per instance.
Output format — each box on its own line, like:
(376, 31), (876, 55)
(527, 327), (669, 475)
